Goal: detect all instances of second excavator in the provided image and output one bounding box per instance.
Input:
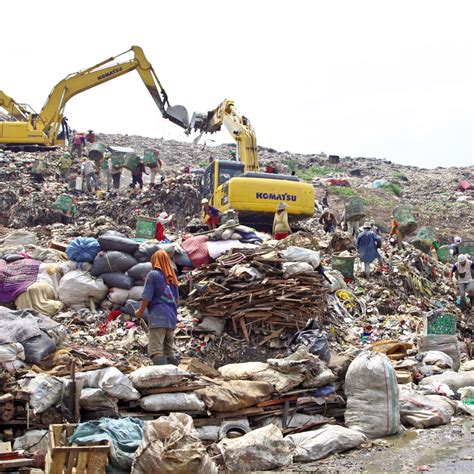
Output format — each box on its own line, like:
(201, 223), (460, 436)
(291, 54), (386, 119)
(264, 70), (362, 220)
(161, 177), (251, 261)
(189, 99), (315, 225)
(0, 46), (189, 150)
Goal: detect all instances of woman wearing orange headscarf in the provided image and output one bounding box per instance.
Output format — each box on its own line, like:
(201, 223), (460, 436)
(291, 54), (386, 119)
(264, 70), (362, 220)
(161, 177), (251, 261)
(135, 250), (179, 365)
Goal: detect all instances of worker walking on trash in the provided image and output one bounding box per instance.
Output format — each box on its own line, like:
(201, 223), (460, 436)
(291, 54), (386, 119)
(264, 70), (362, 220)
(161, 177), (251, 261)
(319, 208), (337, 233)
(390, 214), (403, 250)
(81, 158), (98, 193)
(70, 132), (85, 160)
(135, 250), (179, 366)
(356, 221), (383, 278)
(273, 202), (291, 240)
(99, 152), (112, 192)
(201, 198), (220, 229)
(58, 151), (72, 182)
(148, 155), (163, 187)
(131, 159), (148, 189)
(449, 236), (462, 258)
(85, 129), (96, 144)
(451, 254), (474, 309)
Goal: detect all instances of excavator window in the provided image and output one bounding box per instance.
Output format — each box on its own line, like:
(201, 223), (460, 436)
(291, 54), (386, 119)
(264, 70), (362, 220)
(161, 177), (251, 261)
(217, 161), (244, 186)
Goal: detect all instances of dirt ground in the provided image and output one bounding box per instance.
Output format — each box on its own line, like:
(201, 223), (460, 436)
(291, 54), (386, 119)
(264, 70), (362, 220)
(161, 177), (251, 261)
(286, 416), (474, 473)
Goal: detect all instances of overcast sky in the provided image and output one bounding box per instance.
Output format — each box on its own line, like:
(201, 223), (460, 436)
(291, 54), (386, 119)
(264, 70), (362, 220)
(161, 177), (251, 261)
(3, 0), (473, 168)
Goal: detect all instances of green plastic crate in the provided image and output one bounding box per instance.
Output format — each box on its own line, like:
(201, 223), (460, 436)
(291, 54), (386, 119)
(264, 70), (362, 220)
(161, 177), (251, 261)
(124, 153), (140, 171)
(426, 313), (456, 335)
(143, 149), (159, 168)
(136, 216), (157, 239)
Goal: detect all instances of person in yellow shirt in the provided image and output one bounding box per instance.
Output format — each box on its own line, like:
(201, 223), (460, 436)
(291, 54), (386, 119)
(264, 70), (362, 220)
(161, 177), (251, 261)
(273, 202), (291, 240)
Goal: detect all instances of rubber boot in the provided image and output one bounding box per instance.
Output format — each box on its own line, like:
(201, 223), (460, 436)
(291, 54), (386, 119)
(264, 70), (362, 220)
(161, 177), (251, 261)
(152, 355), (168, 365)
(167, 356), (179, 367)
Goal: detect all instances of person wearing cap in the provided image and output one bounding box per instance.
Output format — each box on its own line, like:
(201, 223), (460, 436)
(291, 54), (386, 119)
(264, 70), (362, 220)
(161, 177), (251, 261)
(319, 208), (337, 233)
(451, 254), (474, 309)
(155, 212), (173, 241)
(390, 215), (403, 250)
(201, 198), (220, 229)
(356, 221), (383, 278)
(273, 202), (291, 240)
(59, 151), (72, 182)
(135, 250), (179, 366)
(85, 129), (96, 144)
(449, 236), (462, 258)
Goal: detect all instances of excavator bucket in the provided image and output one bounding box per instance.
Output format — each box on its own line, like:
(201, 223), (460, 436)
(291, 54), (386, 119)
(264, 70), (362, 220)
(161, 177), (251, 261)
(165, 105), (189, 129)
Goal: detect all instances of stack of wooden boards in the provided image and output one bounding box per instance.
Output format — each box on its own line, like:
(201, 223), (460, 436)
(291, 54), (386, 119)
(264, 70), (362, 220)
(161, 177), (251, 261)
(186, 249), (327, 344)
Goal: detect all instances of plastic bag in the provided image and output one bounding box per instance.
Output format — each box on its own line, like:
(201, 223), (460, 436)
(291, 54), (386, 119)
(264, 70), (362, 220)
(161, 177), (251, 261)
(90, 251), (138, 276)
(98, 233), (139, 255)
(282, 262), (313, 278)
(132, 413), (216, 474)
(108, 287), (130, 305)
(288, 319), (330, 362)
(13, 429), (48, 454)
(418, 334), (460, 371)
(417, 350), (454, 370)
(127, 263), (152, 280)
(286, 425), (367, 462)
(22, 331), (57, 363)
(27, 374), (63, 414)
(129, 365), (192, 389)
(345, 351), (400, 438)
(58, 270), (108, 307)
(218, 424), (291, 472)
(76, 367), (140, 401)
(66, 237), (101, 263)
(101, 272), (133, 290)
(140, 393), (205, 412)
(0, 343), (25, 363)
(282, 246), (321, 269)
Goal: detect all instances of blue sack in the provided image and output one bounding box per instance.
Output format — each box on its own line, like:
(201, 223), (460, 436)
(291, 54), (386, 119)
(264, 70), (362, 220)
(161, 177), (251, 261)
(66, 237), (101, 263)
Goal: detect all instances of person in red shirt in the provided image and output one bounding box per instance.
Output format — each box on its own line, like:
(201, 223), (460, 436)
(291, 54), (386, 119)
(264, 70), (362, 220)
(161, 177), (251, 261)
(85, 130), (96, 144)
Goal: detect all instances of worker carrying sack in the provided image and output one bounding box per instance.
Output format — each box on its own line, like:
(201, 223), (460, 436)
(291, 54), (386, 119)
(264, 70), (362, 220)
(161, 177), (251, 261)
(345, 351), (400, 438)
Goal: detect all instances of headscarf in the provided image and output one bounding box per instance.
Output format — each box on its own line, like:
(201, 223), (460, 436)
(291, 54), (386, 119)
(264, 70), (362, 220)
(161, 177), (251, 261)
(150, 250), (178, 286)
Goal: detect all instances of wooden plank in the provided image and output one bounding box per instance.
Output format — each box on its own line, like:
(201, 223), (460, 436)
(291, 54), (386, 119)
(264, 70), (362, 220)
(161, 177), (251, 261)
(0, 458), (35, 469)
(49, 451), (67, 474)
(257, 328), (285, 347)
(65, 449), (78, 474)
(257, 396), (297, 408)
(75, 451), (88, 473)
(239, 317), (250, 343)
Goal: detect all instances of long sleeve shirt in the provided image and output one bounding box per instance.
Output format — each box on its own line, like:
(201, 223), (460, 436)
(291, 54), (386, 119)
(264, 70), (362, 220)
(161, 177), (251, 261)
(273, 211), (290, 234)
(356, 230), (382, 263)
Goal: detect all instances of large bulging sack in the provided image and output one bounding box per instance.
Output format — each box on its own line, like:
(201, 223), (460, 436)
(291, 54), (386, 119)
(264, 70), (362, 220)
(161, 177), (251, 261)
(218, 424), (291, 472)
(196, 380), (274, 412)
(140, 393), (205, 412)
(282, 246), (321, 269)
(399, 389), (454, 428)
(127, 263), (152, 280)
(418, 335), (460, 371)
(90, 251), (138, 276)
(419, 370), (474, 393)
(58, 270), (108, 307)
(286, 425), (367, 462)
(66, 237), (101, 263)
(129, 365), (192, 390)
(101, 272), (133, 290)
(76, 367), (140, 401)
(98, 233), (139, 255)
(22, 331), (57, 363)
(345, 351), (400, 438)
(132, 413), (217, 474)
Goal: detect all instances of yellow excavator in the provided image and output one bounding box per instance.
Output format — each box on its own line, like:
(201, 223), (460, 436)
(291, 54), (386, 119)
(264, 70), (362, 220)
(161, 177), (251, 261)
(189, 99), (315, 224)
(0, 46), (189, 151)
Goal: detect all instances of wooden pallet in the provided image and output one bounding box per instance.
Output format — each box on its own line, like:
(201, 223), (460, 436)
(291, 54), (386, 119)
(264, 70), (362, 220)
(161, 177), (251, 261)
(46, 424), (110, 474)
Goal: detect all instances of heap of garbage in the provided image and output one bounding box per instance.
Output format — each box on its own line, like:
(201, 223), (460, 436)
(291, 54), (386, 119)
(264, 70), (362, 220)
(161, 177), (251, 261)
(0, 134), (472, 472)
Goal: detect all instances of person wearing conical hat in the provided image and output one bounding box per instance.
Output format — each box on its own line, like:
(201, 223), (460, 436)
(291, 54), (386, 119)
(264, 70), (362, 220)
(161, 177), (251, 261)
(273, 202), (291, 240)
(356, 221), (383, 278)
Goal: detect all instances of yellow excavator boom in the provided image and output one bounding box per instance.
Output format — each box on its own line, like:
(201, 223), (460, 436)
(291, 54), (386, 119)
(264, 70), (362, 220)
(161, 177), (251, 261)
(0, 46), (189, 149)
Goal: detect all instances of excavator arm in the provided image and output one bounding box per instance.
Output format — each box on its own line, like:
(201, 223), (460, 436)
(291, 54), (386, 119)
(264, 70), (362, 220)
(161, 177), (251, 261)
(36, 46), (189, 143)
(0, 92), (29, 121)
(189, 99), (259, 172)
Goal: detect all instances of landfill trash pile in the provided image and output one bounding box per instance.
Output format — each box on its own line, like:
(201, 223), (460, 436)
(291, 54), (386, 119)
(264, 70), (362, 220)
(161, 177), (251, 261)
(0, 133), (472, 472)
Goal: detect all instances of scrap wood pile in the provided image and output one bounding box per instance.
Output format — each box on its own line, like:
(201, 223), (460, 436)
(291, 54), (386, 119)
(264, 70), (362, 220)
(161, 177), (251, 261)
(186, 249), (327, 343)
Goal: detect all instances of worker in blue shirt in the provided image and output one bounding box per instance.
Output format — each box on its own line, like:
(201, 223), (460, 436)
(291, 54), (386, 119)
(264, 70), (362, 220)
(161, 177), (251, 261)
(135, 250), (179, 365)
(356, 221), (383, 278)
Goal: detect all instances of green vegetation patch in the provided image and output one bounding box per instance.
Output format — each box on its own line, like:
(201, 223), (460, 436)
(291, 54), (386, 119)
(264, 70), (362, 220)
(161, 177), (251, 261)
(381, 182), (403, 197)
(327, 187), (359, 200)
(297, 165), (342, 181)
